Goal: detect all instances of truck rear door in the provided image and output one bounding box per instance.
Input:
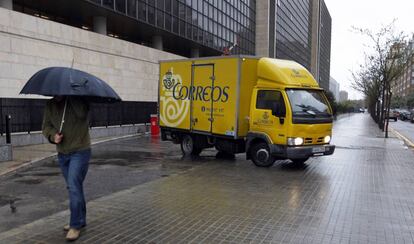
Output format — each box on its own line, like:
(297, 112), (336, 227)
(191, 64), (214, 133)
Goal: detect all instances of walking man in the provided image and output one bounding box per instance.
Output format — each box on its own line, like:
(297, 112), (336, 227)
(42, 96), (91, 241)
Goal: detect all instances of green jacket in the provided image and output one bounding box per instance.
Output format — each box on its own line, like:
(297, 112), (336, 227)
(42, 97), (91, 154)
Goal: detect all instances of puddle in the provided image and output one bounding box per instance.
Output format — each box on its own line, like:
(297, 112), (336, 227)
(92, 151), (165, 162)
(0, 195), (21, 207)
(15, 178), (44, 185)
(90, 158), (132, 167)
(29, 172), (60, 177)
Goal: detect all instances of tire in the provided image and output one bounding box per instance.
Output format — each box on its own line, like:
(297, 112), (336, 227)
(394, 118), (397, 122)
(250, 142), (275, 167)
(180, 135), (202, 156)
(291, 158), (308, 166)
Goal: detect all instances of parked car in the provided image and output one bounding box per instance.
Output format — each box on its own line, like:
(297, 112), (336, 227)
(385, 110), (398, 121)
(398, 110), (411, 121)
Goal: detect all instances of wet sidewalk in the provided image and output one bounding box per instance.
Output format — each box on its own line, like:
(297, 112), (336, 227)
(0, 134), (144, 178)
(1, 113), (414, 243)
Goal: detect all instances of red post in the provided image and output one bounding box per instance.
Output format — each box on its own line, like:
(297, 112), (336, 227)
(150, 114), (159, 136)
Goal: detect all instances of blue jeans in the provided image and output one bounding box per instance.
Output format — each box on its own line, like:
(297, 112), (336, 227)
(58, 149), (91, 229)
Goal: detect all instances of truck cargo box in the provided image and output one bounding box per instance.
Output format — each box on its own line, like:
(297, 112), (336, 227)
(159, 56), (258, 138)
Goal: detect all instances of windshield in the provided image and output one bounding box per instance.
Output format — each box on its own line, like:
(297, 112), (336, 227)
(286, 89), (332, 123)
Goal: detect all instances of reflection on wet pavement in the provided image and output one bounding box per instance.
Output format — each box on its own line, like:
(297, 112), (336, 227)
(1, 113), (414, 243)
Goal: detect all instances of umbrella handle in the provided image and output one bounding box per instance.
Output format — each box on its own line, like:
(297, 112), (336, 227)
(59, 98), (68, 133)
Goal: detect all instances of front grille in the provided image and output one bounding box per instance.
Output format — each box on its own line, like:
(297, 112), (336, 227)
(302, 137), (325, 145)
(304, 138), (313, 144)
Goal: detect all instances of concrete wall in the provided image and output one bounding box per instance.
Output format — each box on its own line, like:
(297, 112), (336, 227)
(255, 0), (270, 57)
(0, 8), (182, 102)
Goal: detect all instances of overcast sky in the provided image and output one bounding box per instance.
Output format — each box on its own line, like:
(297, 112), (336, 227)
(324, 0), (414, 100)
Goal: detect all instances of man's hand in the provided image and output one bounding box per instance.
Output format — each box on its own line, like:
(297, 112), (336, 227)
(54, 133), (63, 144)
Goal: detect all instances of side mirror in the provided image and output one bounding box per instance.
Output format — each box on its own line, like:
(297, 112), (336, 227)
(271, 106), (286, 118)
(272, 106), (286, 124)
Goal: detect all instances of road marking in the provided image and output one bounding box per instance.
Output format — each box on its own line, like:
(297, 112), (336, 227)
(390, 127), (414, 148)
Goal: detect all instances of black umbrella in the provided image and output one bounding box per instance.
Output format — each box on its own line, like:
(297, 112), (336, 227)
(20, 67), (122, 133)
(20, 67), (122, 103)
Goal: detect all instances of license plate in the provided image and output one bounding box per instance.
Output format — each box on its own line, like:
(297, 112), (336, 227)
(312, 146), (326, 153)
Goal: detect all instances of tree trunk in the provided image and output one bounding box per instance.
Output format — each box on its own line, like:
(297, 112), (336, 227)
(376, 100), (381, 123)
(379, 84), (386, 130)
(384, 86), (392, 138)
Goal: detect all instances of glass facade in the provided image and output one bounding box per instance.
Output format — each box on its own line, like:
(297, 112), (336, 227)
(318, 0), (331, 90)
(87, 0), (256, 55)
(275, 0), (312, 70)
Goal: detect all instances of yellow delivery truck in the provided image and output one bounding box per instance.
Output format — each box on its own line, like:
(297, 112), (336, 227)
(158, 56), (335, 167)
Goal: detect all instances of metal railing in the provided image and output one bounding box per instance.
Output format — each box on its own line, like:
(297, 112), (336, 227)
(0, 98), (156, 135)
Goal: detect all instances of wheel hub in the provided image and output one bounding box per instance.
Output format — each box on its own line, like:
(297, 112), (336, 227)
(256, 149), (269, 162)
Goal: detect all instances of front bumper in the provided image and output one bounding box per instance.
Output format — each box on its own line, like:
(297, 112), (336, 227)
(270, 144), (335, 159)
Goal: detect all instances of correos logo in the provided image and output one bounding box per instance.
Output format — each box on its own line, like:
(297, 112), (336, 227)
(160, 69), (190, 127)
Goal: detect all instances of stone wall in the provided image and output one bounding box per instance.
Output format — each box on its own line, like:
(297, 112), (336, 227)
(0, 7), (182, 102)
(0, 144), (12, 162)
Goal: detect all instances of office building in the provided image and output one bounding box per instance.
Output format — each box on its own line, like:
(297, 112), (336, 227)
(0, 0), (331, 135)
(329, 76), (340, 101)
(256, 0), (332, 90)
(391, 35), (414, 98)
(339, 90), (348, 102)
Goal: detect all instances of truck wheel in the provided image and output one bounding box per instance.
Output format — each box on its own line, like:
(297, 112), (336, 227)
(250, 142), (275, 167)
(291, 158), (308, 166)
(181, 135), (202, 156)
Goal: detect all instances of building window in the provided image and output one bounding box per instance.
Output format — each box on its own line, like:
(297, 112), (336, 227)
(156, 9), (164, 28)
(179, 20), (185, 35)
(103, 0), (114, 9)
(179, 2), (185, 19)
(165, 0), (171, 13)
(172, 0), (178, 16)
(115, 0), (126, 13)
(172, 16), (179, 33)
(156, 0), (164, 10)
(127, 0), (137, 18)
(148, 6), (155, 24)
(138, 1), (147, 21)
(165, 14), (172, 31)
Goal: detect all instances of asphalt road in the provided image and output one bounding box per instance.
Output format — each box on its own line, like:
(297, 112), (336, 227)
(389, 118), (414, 145)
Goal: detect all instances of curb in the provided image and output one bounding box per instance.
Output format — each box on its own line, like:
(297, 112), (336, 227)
(0, 132), (149, 179)
(390, 127), (414, 148)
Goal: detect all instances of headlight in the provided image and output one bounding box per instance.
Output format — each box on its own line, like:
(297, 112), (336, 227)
(324, 135), (331, 143)
(287, 137), (304, 146)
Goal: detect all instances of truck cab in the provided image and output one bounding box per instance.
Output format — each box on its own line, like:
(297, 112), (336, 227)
(245, 58), (335, 166)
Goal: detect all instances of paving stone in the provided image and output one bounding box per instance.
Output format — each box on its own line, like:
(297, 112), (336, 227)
(1, 114), (414, 243)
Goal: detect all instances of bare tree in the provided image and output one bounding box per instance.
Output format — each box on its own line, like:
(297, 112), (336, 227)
(352, 22), (413, 138)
